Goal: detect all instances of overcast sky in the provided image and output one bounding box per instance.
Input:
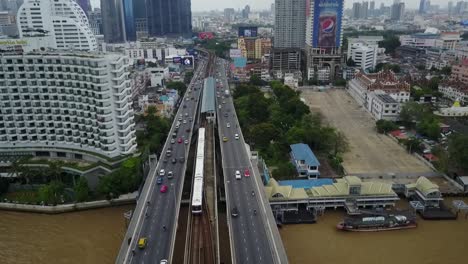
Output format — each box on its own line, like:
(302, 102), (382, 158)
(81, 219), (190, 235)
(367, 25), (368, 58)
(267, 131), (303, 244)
(89, 1), (451, 12)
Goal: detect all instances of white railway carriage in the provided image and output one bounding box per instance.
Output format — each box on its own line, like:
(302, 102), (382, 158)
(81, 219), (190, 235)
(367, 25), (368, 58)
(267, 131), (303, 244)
(191, 128), (205, 214)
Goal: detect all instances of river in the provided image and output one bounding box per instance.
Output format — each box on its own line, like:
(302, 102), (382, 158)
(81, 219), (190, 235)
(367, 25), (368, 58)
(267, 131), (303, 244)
(280, 198), (468, 264)
(1, 199), (468, 264)
(0, 205), (133, 264)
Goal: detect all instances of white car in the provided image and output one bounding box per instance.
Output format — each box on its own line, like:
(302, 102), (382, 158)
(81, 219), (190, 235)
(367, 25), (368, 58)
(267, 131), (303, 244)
(183, 120), (187, 124)
(227, 123), (231, 128)
(235, 134), (239, 140)
(159, 169), (165, 176)
(219, 105), (222, 109)
(184, 139), (189, 145)
(235, 170), (241, 180)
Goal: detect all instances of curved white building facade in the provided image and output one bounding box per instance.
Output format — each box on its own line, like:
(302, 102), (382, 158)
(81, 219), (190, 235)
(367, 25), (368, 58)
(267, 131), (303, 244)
(17, 0), (97, 51)
(0, 52), (137, 158)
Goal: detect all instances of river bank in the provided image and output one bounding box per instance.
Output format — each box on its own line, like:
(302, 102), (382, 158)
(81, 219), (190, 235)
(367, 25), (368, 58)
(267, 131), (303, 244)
(280, 198), (468, 264)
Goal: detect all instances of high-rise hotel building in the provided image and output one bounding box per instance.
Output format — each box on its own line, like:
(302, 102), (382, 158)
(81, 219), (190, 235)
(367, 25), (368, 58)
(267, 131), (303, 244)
(17, 0), (97, 51)
(0, 51), (138, 158)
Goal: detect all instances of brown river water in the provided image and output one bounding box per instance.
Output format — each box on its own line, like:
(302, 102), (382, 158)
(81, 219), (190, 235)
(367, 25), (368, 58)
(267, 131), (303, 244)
(1, 199), (468, 264)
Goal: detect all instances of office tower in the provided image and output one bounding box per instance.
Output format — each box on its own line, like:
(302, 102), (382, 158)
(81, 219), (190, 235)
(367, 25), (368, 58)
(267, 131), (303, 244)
(17, 0), (97, 50)
(360, 1), (369, 19)
(370, 1), (375, 17)
(75, 0), (90, 17)
(133, 0), (148, 38)
(353, 2), (361, 19)
(88, 8), (103, 35)
(147, 0), (192, 37)
(101, 0), (126, 43)
(224, 8), (235, 22)
(271, 3), (275, 15)
(391, 2), (405, 21)
(274, 0), (306, 48)
(448, 1), (453, 15)
(0, 52), (138, 158)
(419, 0), (431, 14)
(242, 5), (250, 19)
(122, 0), (136, 41)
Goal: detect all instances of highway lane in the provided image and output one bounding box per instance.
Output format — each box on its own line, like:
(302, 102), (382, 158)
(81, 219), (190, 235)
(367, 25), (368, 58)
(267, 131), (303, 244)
(215, 59), (274, 264)
(124, 58), (208, 264)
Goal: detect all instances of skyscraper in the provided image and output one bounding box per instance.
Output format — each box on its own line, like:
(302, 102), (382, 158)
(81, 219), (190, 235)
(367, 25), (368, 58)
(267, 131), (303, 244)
(101, 0), (126, 43)
(242, 5), (250, 19)
(224, 8), (235, 22)
(75, 0), (90, 17)
(133, 0), (148, 37)
(274, 0), (306, 48)
(419, 0), (431, 14)
(122, 0), (136, 41)
(370, 1), (375, 17)
(353, 2), (361, 19)
(391, 2), (405, 21)
(147, 0), (192, 37)
(17, 0), (97, 50)
(448, 1), (453, 15)
(305, 0), (344, 81)
(360, 1), (369, 19)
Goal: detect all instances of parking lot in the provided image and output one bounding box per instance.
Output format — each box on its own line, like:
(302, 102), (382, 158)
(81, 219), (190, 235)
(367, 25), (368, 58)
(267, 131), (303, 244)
(301, 89), (434, 177)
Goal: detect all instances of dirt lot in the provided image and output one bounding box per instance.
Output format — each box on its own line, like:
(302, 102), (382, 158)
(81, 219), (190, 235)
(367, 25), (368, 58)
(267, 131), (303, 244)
(301, 89), (434, 177)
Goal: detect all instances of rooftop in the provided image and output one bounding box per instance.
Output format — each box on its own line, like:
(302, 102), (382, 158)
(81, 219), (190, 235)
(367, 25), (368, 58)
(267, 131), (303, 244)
(375, 93), (398, 104)
(290, 143), (320, 167)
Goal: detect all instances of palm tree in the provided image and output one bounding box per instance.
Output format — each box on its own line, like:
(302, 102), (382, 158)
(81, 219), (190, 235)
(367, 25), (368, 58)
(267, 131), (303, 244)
(48, 161), (64, 182)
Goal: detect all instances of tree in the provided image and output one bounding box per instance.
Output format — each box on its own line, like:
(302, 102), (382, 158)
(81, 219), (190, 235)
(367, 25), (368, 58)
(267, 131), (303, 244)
(379, 35), (401, 54)
(403, 137), (423, 153)
(249, 123), (278, 150)
(38, 181), (65, 205)
(333, 78), (347, 87)
(376, 119), (398, 134)
(427, 77), (440, 91)
(166, 81), (187, 95)
(74, 177), (90, 202)
(48, 161), (64, 182)
(0, 178), (10, 196)
(346, 58), (356, 67)
(448, 134), (468, 172)
(184, 71), (194, 84)
(249, 74), (263, 86)
(271, 162), (297, 180)
(440, 66), (452, 75)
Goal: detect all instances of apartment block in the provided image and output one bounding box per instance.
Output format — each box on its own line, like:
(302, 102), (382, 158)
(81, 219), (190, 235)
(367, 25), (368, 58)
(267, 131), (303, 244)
(0, 51), (137, 158)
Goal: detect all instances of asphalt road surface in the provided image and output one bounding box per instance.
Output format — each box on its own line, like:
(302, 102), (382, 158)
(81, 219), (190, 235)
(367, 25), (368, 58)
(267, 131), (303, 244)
(126, 59), (206, 264)
(215, 59), (275, 264)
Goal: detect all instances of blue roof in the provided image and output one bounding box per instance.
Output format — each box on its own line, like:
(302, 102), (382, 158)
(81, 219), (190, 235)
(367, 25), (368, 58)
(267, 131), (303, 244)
(160, 95), (168, 101)
(278, 179), (333, 189)
(290, 143), (320, 166)
(201, 77), (215, 113)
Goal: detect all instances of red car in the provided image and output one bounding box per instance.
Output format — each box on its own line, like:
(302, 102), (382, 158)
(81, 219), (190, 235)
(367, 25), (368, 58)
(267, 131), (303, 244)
(160, 185), (168, 193)
(178, 137), (183, 144)
(244, 169), (250, 177)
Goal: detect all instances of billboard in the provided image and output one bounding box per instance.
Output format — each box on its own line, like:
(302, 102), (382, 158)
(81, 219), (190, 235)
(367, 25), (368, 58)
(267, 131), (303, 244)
(181, 56), (194, 66)
(172, 57), (182, 64)
(198, 32), (214, 39)
(233, 57), (247, 68)
(312, 0), (343, 48)
(229, 49), (242, 58)
(461, 20), (468, 26)
(238, 27), (258, 38)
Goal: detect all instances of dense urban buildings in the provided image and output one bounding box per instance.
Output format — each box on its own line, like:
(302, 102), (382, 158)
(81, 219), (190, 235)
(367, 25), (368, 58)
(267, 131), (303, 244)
(17, 0), (97, 51)
(0, 51), (138, 158)
(147, 0), (192, 37)
(273, 0), (306, 49)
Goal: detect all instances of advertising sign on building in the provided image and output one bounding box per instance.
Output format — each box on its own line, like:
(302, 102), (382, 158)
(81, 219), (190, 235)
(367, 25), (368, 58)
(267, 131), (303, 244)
(198, 32), (214, 39)
(229, 49), (242, 58)
(238, 27), (258, 38)
(172, 57), (182, 64)
(312, 0), (343, 48)
(233, 57), (247, 68)
(181, 56), (194, 67)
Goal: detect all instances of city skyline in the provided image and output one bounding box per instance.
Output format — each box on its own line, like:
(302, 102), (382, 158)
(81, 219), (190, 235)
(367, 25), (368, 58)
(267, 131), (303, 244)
(88, 0), (454, 12)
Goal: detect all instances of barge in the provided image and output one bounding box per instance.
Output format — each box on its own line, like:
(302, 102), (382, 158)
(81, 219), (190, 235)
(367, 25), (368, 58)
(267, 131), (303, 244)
(337, 213), (417, 232)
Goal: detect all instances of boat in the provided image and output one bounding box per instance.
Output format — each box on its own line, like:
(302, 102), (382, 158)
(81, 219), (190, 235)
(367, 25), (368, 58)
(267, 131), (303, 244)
(337, 214), (417, 232)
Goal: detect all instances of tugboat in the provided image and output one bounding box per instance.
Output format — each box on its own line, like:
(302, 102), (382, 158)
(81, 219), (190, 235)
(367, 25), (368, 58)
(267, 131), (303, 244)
(337, 213), (417, 232)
